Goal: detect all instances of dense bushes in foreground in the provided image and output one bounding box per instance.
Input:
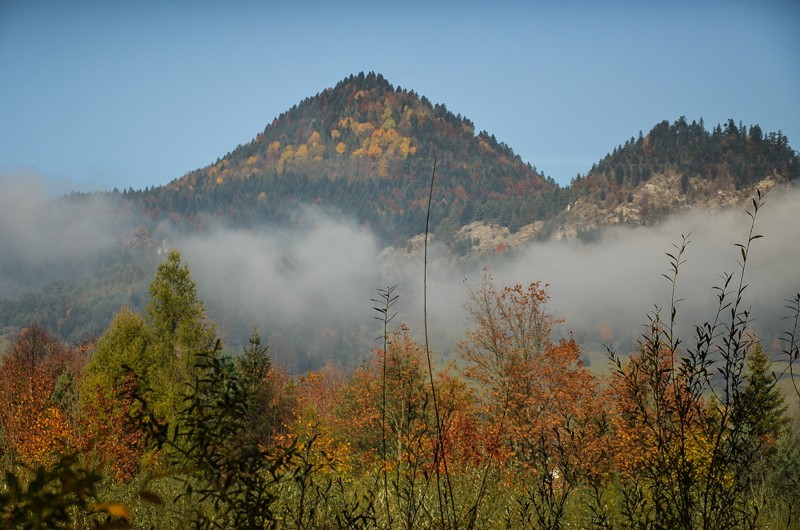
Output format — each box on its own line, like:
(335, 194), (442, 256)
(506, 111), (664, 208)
(1, 192), (799, 529)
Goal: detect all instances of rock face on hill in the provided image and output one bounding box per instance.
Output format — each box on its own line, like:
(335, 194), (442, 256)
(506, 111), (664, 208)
(393, 171), (789, 259)
(547, 172), (785, 241)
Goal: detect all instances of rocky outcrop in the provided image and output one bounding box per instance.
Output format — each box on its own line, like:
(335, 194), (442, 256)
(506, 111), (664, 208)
(384, 172), (790, 259)
(549, 172), (784, 240)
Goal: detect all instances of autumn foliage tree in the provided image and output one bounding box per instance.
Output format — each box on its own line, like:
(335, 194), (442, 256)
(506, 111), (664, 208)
(75, 306), (167, 482)
(329, 322), (484, 528)
(286, 363), (349, 472)
(609, 310), (706, 528)
(339, 325), (431, 466)
(459, 272), (609, 529)
(0, 325), (78, 466)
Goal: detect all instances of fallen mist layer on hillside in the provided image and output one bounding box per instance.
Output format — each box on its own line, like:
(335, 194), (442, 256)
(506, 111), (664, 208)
(1, 173), (798, 371)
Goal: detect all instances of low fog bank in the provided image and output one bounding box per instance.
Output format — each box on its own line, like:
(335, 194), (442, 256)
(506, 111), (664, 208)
(177, 208), (382, 331)
(0, 173), (135, 296)
(1, 173), (797, 371)
(177, 186), (800, 368)
(504, 190), (800, 357)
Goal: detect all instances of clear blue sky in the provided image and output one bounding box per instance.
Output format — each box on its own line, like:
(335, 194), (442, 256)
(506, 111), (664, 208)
(1, 0), (798, 194)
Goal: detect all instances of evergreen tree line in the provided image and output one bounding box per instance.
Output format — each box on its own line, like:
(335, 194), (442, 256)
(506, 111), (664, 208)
(587, 117), (799, 190)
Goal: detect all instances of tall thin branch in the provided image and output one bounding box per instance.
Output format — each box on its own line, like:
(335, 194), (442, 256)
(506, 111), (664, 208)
(423, 157), (456, 527)
(372, 285), (398, 527)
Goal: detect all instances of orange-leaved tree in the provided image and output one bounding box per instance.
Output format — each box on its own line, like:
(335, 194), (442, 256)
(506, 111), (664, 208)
(0, 325), (78, 466)
(289, 363), (349, 470)
(338, 324), (475, 529)
(339, 325), (431, 467)
(609, 311), (708, 528)
(77, 370), (149, 481)
(458, 271), (610, 529)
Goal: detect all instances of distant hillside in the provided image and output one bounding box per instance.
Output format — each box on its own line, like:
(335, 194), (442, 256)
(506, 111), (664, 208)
(536, 117), (800, 241)
(130, 72), (563, 244)
(1, 74), (798, 363)
(588, 117), (798, 189)
(412, 117), (799, 251)
(126, 78), (799, 250)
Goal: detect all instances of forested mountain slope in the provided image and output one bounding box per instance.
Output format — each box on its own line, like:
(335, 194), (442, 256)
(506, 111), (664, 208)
(124, 76), (799, 249)
(128, 72), (563, 244)
(538, 116), (799, 241)
(1, 73), (798, 359)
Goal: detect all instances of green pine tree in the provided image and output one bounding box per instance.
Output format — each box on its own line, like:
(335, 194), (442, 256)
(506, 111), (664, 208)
(81, 251), (217, 423)
(740, 342), (788, 453)
(234, 328), (286, 446)
(146, 250), (215, 361)
(146, 249), (217, 421)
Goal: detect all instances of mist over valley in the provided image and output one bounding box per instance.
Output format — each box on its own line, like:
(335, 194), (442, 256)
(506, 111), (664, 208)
(1, 74), (799, 373)
(1, 174), (798, 373)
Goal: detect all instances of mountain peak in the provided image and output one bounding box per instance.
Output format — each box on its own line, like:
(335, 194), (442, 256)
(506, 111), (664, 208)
(167, 73), (553, 243)
(330, 71), (394, 94)
(159, 77), (797, 249)
(175, 71), (541, 185)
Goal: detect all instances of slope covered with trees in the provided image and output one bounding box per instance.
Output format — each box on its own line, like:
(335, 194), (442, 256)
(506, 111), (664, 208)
(1, 73), (798, 357)
(131, 72), (563, 243)
(536, 116), (800, 239)
(591, 117), (798, 188)
(570, 116), (798, 210)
